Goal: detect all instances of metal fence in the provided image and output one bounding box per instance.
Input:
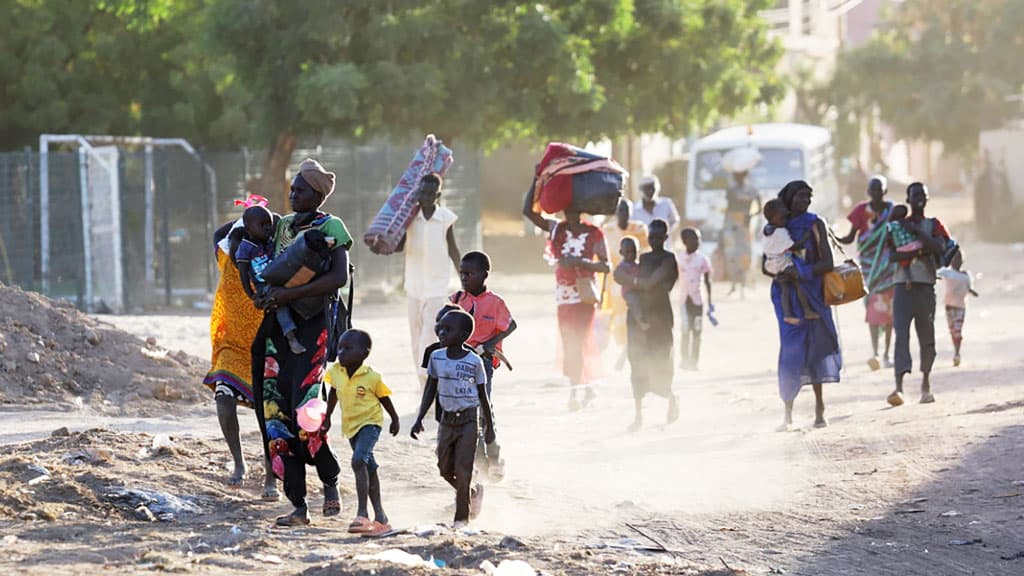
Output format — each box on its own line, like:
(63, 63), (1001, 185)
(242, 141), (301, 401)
(0, 139), (482, 311)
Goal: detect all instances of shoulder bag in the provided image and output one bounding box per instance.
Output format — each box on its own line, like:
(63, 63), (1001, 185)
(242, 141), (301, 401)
(813, 220), (866, 306)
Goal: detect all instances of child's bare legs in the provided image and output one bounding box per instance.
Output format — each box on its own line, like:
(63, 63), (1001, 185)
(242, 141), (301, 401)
(779, 281), (799, 325)
(793, 283), (820, 320)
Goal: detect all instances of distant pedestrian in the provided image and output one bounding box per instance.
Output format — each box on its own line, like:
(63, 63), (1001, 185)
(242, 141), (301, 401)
(937, 250), (978, 367)
(721, 170), (761, 298)
(676, 227), (713, 370)
(632, 176), (680, 236)
(402, 173), (461, 387)
(887, 183), (950, 407)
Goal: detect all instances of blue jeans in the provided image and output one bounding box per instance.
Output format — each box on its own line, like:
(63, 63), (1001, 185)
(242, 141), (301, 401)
(349, 425), (380, 473)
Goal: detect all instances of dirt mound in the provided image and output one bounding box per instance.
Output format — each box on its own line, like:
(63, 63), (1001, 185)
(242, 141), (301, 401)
(0, 282), (206, 415)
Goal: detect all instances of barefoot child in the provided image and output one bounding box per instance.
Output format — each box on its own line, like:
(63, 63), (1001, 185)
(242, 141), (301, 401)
(324, 329), (400, 536)
(235, 205), (306, 354)
(411, 309), (496, 528)
(676, 228), (713, 370)
(937, 249), (978, 367)
(613, 237), (648, 329)
(450, 251), (516, 481)
(762, 199), (819, 325)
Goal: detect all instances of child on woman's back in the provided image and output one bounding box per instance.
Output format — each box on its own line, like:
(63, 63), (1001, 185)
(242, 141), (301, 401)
(411, 309), (496, 528)
(324, 329), (400, 536)
(887, 204), (923, 253)
(762, 199), (819, 325)
(235, 205), (305, 354)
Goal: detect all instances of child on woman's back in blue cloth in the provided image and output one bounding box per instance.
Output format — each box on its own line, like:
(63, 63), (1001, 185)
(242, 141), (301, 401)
(761, 199), (819, 325)
(235, 205), (305, 354)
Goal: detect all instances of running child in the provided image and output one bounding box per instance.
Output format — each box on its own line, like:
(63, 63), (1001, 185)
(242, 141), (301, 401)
(411, 309), (496, 528)
(614, 237), (648, 329)
(234, 205), (306, 354)
(937, 249), (978, 367)
(676, 228), (713, 370)
(450, 251), (515, 480)
(324, 329), (400, 536)
(762, 199), (819, 325)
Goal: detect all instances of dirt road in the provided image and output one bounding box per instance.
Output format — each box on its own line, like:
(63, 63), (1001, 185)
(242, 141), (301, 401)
(1, 198), (1022, 575)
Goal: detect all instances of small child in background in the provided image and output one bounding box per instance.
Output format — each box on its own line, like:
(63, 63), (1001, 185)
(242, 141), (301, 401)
(450, 251), (515, 481)
(324, 329), (400, 536)
(234, 205), (305, 354)
(937, 249), (979, 367)
(411, 309), (495, 528)
(676, 228), (713, 370)
(886, 204), (923, 253)
(761, 199), (819, 325)
(614, 237), (648, 329)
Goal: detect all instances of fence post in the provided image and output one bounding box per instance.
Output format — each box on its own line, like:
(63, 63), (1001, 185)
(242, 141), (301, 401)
(144, 144), (155, 307)
(78, 148), (93, 311)
(39, 138), (49, 295)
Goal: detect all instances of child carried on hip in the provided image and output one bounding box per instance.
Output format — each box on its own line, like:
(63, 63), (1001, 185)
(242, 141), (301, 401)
(762, 199), (820, 325)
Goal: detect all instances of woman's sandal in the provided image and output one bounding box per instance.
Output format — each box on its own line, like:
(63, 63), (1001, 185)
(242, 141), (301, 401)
(275, 510), (310, 527)
(348, 516), (373, 534)
(322, 499), (341, 517)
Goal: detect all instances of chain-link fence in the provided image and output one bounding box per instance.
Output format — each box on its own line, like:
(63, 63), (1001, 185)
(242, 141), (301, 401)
(0, 140), (482, 311)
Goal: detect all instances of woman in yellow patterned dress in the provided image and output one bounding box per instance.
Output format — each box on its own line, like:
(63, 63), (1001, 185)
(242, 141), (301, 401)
(205, 200), (280, 500)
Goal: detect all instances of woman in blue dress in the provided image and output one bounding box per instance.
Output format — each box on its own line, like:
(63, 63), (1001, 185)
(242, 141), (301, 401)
(763, 180), (842, 430)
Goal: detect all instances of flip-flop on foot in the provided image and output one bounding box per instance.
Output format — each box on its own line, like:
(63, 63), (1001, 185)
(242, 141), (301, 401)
(813, 418), (828, 429)
(920, 393), (935, 404)
(261, 487), (281, 502)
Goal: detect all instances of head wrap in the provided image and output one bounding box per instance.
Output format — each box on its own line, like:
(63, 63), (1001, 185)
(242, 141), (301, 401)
(639, 175), (661, 193)
(297, 158), (336, 200)
(778, 180), (812, 210)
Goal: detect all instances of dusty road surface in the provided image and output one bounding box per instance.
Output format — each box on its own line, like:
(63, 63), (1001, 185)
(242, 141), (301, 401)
(1, 199), (1022, 575)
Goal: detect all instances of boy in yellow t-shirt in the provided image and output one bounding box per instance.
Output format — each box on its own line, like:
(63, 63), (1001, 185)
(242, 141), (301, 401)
(324, 329), (400, 536)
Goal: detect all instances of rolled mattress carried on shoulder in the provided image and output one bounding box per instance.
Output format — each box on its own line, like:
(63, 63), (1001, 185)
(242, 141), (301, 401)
(364, 134), (454, 254)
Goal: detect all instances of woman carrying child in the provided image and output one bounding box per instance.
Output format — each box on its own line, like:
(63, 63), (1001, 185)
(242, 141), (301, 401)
(763, 181), (841, 430)
(251, 159), (353, 526)
(206, 202), (279, 499)
(523, 193), (610, 412)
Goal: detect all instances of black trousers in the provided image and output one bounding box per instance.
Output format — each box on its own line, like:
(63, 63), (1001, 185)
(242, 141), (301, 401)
(436, 417), (477, 522)
(893, 283), (936, 379)
(281, 441), (340, 510)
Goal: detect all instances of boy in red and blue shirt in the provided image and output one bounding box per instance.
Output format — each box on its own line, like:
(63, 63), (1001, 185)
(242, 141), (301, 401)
(450, 251), (516, 480)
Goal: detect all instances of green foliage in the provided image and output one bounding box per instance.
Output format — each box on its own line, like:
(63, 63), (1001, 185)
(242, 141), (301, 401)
(0, 0), (240, 149)
(838, 0), (1024, 152)
(0, 0), (782, 152)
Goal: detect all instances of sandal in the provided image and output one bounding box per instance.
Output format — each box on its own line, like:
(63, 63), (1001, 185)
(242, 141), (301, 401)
(260, 487), (281, 502)
(348, 516), (373, 534)
(275, 510), (310, 527)
(362, 521), (393, 537)
(322, 499), (341, 517)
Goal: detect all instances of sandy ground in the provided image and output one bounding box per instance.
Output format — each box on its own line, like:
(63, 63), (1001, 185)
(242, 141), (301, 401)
(1, 196), (1022, 575)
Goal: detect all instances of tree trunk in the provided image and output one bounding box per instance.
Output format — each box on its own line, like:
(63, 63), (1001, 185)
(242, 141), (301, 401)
(259, 130), (297, 213)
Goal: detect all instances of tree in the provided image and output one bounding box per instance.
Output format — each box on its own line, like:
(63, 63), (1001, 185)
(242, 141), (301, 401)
(206, 0), (783, 203)
(0, 0), (242, 149)
(837, 0), (1024, 153)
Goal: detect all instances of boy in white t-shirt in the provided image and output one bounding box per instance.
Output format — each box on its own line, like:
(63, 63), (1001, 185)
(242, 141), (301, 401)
(937, 249), (978, 367)
(677, 228), (712, 369)
(762, 199), (819, 325)
(401, 173), (461, 386)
